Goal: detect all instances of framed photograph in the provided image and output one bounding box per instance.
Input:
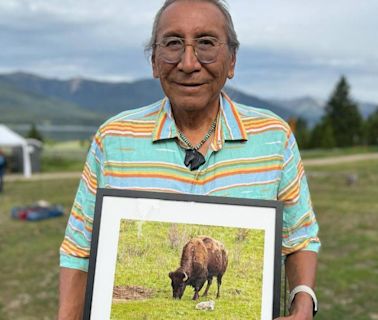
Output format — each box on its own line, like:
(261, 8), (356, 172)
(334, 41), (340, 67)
(84, 189), (283, 320)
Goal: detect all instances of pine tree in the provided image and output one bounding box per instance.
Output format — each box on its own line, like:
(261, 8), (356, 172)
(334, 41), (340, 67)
(323, 76), (363, 147)
(366, 108), (378, 145)
(292, 117), (311, 149)
(309, 119), (336, 149)
(27, 123), (44, 142)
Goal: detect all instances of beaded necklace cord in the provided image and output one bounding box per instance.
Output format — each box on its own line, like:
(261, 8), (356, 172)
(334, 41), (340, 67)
(178, 118), (217, 171)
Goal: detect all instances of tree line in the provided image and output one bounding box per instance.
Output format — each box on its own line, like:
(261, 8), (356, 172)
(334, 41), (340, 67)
(290, 76), (378, 149)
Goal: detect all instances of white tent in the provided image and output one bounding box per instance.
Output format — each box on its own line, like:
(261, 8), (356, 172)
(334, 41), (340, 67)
(0, 124), (32, 177)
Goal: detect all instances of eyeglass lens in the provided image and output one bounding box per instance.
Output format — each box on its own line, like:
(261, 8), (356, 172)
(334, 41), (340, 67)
(157, 37), (223, 64)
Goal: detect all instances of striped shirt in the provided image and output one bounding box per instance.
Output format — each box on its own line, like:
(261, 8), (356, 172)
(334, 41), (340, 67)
(60, 93), (320, 271)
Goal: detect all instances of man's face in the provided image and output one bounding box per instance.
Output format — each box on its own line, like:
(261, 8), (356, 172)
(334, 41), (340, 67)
(152, 1), (236, 115)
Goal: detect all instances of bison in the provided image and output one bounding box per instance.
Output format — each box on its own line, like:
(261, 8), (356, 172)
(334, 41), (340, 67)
(168, 236), (228, 300)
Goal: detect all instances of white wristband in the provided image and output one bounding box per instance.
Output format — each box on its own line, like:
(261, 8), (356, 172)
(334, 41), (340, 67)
(288, 285), (318, 315)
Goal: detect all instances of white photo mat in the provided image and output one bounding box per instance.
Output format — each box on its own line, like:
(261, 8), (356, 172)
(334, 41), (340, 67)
(84, 189), (283, 319)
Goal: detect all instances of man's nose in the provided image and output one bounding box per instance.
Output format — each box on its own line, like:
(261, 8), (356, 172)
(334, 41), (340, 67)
(177, 45), (201, 73)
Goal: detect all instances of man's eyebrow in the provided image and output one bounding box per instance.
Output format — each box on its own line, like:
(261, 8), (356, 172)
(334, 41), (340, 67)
(158, 31), (221, 39)
(159, 31), (184, 39)
(194, 32), (220, 38)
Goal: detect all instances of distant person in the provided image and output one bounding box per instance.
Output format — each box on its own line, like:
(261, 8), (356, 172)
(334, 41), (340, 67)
(58, 1), (320, 319)
(0, 150), (7, 192)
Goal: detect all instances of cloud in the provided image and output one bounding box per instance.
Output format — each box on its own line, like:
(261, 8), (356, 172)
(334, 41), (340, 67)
(230, 46), (378, 101)
(0, 0), (377, 101)
(231, 0), (378, 59)
(0, 0), (159, 46)
(0, 0), (157, 79)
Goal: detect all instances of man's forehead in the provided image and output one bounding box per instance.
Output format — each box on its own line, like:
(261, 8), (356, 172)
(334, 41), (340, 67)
(156, 1), (227, 39)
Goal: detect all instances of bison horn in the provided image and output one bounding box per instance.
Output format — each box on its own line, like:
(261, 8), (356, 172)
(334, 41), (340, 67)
(183, 272), (188, 282)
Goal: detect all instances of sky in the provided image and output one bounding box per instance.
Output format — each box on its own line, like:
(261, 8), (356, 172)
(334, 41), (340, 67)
(0, 0), (377, 102)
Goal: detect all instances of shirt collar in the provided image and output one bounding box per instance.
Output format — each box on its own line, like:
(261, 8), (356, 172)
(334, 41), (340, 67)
(152, 92), (248, 150)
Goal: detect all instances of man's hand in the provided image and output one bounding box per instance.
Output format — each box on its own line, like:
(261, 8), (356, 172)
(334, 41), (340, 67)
(58, 267), (87, 320)
(275, 250), (318, 320)
(274, 291), (314, 319)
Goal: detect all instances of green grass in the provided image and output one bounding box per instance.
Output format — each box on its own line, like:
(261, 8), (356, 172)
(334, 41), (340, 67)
(301, 145), (378, 159)
(111, 221), (264, 319)
(41, 140), (90, 172)
(0, 155), (377, 319)
(0, 178), (79, 320)
(305, 159), (378, 320)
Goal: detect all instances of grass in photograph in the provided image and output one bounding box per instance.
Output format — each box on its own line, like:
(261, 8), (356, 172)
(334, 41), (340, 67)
(110, 221), (265, 320)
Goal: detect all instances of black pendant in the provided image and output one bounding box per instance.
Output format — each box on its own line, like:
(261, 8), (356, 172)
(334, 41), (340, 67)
(184, 149), (205, 171)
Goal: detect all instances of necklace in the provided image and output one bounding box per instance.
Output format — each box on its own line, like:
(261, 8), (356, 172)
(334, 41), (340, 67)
(178, 119), (217, 171)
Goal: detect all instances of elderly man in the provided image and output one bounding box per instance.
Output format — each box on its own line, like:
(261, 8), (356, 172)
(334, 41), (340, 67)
(58, 0), (320, 319)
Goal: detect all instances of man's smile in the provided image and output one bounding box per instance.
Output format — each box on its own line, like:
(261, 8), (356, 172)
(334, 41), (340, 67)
(174, 81), (206, 87)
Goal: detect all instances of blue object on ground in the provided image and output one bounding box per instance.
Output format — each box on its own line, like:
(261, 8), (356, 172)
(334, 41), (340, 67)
(11, 205), (64, 221)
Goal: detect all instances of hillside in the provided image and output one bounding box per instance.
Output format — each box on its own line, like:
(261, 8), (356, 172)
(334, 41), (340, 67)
(0, 80), (106, 125)
(271, 96), (325, 126)
(0, 73), (164, 115)
(0, 72), (291, 120)
(225, 86), (292, 119)
(1, 72), (376, 129)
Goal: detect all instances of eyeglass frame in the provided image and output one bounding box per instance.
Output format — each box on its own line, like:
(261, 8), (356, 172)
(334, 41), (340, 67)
(154, 36), (229, 64)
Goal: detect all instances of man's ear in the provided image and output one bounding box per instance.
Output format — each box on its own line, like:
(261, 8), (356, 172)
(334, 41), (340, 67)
(152, 53), (160, 79)
(227, 52), (236, 79)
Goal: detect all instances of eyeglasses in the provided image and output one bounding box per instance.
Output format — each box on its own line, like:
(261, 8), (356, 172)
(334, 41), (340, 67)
(155, 36), (227, 64)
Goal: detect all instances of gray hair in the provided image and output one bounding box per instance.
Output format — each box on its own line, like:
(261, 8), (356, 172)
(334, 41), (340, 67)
(145, 0), (240, 58)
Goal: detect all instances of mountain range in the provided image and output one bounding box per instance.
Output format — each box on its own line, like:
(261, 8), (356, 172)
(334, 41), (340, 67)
(0, 72), (377, 130)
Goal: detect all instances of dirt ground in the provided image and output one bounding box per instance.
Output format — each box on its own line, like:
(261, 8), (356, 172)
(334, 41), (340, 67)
(113, 285), (153, 301)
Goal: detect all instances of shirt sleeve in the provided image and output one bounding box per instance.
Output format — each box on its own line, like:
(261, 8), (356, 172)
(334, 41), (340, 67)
(59, 132), (105, 271)
(278, 129), (321, 256)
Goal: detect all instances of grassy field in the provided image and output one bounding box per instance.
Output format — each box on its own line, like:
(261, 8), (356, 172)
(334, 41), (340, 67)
(0, 178), (79, 320)
(111, 221), (264, 319)
(301, 145), (378, 159)
(41, 140), (90, 172)
(37, 141), (378, 173)
(306, 160), (378, 320)
(0, 153), (377, 319)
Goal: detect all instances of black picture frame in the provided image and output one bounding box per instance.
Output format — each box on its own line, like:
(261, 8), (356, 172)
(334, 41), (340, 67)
(84, 189), (283, 319)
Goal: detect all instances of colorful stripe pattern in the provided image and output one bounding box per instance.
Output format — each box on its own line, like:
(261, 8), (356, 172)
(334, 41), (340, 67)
(60, 93), (320, 271)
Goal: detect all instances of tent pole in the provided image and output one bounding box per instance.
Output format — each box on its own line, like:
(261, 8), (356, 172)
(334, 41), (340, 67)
(22, 144), (32, 177)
